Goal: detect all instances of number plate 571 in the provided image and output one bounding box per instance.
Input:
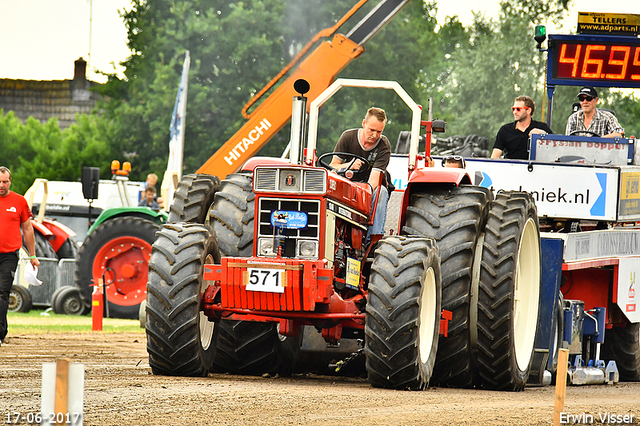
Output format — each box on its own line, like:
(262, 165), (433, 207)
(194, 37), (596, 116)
(245, 268), (285, 293)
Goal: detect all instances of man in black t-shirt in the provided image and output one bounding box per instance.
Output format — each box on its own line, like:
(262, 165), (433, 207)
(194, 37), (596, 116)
(491, 96), (553, 160)
(329, 107), (391, 237)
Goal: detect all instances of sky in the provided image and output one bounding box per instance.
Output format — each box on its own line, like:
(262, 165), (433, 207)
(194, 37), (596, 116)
(0, 0), (639, 84)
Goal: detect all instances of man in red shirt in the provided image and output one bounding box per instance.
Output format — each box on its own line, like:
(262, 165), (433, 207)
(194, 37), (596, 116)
(0, 166), (39, 345)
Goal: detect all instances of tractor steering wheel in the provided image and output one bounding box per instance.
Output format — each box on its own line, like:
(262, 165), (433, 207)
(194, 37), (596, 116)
(317, 152), (371, 181)
(569, 130), (602, 138)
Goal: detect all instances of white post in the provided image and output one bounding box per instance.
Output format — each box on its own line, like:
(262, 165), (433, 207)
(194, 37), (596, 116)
(41, 359), (85, 426)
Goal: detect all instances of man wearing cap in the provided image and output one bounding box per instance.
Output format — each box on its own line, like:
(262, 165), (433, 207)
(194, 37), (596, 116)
(491, 96), (553, 160)
(565, 86), (624, 138)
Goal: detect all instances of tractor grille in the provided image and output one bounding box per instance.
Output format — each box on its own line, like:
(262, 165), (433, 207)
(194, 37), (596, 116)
(258, 198), (321, 258)
(254, 168), (277, 191)
(254, 167), (326, 193)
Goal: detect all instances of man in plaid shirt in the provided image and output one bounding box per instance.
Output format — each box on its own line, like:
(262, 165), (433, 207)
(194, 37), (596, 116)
(565, 86), (624, 138)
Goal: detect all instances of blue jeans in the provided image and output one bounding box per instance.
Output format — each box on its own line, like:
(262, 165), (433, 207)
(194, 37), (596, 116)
(367, 186), (389, 239)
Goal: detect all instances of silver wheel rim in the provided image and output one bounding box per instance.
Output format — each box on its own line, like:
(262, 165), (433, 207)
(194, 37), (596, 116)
(199, 253), (216, 350)
(419, 267), (437, 364)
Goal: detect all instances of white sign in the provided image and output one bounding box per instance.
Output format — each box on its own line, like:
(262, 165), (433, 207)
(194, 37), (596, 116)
(245, 268), (285, 293)
(618, 258), (640, 323)
(531, 135), (631, 166)
(464, 160), (620, 220)
(387, 155), (620, 221)
(563, 229), (640, 262)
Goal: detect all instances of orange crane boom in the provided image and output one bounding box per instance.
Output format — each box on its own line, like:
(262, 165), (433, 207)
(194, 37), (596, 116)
(197, 0), (410, 178)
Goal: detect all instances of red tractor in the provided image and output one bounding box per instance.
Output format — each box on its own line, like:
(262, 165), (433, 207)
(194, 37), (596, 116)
(146, 79), (542, 390)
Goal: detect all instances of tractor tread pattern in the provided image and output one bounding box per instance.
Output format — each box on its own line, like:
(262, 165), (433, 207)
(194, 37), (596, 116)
(210, 173), (254, 257)
(476, 191), (539, 391)
(600, 323), (640, 381)
(365, 236), (441, 390)
(402, 186), (492, 388)
(212, 320), (280, 376)
(168, 174), (220, 224)
(146, 223), (219, 377)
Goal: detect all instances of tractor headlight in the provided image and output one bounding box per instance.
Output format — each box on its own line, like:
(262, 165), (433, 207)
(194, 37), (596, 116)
(297, 240), (318, 258)
(258, 238), (275, 256)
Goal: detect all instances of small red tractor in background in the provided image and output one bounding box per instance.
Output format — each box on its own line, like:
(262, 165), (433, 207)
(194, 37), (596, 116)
(145, 79), (542, 390)
(9, 178), (79, 314)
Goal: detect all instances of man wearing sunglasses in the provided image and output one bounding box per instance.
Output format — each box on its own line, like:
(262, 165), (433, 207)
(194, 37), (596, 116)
(565, 86), (624, 138)
(491, 96), (553, 159)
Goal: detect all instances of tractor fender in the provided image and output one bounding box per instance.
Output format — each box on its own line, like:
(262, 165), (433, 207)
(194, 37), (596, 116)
(408, 168), (472, 186)
(398, 168), (473, 230)
(88, 207), (168, 234)
(30, 220), (53, 237)
(40, 218), (76, 253)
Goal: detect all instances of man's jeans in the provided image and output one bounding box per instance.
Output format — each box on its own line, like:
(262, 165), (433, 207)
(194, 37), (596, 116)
(0, 252), (19, 342)
(367, 186), (389, 239)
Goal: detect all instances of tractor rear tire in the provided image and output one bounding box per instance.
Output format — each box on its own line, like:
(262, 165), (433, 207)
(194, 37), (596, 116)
(34, 232), (57, 259)
(167, 174), (220, 224)
(402, 185), (492, 388)
(212, 320), (282, 376)
(146, 223), (220, 376)
(9, 285), (32, 313)
(600, 322), (640, 381)
(75, 216), (160, 319)
(55, 238), (78, 259)
(476, 191), (541, 391)
(210, 173), (255, 257)
(365, 236), (442, 390)
(551, 291), (564, 375)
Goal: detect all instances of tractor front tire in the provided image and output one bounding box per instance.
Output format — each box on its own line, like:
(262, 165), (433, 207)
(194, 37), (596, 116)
(365, 236), (442, 390)
(403, 185), (492, 388)
(476, 192), (541, 391)
(146, 223), (220, 376)
(75, 216), (160, 319)
(600, 322), (640, 381)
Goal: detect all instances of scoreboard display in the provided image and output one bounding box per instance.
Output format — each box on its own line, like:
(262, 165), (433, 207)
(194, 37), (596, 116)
(548, 34), (640, 88)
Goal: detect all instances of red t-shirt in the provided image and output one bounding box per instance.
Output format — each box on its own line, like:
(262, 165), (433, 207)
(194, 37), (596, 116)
(0, 191), (33, 253)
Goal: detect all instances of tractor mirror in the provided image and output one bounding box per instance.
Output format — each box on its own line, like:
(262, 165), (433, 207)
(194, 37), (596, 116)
(432, 120), (446, 133)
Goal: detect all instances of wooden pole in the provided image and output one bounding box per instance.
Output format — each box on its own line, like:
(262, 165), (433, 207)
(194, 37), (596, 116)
(553, 348), (570, 426)
(54, 358), (70, 426)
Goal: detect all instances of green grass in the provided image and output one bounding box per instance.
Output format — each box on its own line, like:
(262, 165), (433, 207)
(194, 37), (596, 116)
(7, 309), (144, 334)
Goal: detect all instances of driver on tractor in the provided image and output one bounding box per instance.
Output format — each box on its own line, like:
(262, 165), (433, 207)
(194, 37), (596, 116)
(565, 86), (625, 138)
(329, 107), (392, 239)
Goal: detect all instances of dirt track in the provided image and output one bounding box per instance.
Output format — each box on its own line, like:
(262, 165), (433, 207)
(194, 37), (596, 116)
(1, 332), (639, 426)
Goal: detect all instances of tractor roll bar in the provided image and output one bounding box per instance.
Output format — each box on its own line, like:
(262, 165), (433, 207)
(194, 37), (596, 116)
(305, 78), (422, 170)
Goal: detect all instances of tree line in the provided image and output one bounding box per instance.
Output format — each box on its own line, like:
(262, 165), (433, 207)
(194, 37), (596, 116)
(2, 0), (638, 194)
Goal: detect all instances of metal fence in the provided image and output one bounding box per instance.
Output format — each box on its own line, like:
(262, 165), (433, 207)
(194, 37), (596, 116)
(13, 257), (77, 307)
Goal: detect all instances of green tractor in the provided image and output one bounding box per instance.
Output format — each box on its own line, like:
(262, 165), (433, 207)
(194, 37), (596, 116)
(74, 162), (167, 319)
